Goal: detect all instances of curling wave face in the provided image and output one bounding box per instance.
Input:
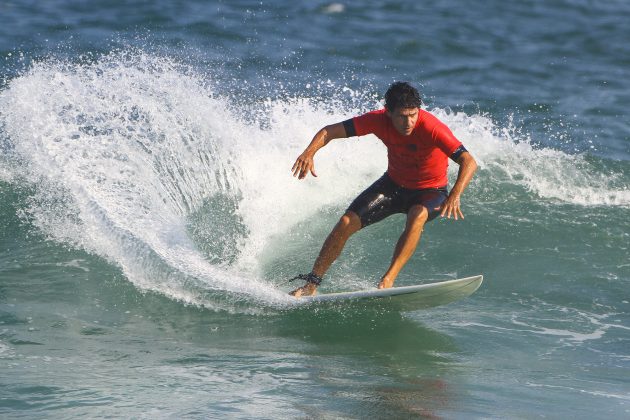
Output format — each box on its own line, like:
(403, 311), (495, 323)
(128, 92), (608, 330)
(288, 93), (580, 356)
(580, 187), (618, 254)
(1, 51), (628, 312)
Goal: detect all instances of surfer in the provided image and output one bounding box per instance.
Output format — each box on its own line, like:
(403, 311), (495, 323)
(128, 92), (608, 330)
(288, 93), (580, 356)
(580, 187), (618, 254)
(289, 82), (477, 297)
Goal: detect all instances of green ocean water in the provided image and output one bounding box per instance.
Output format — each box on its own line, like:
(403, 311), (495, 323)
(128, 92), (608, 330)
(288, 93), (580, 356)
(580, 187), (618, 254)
(2, 0), (630, 418)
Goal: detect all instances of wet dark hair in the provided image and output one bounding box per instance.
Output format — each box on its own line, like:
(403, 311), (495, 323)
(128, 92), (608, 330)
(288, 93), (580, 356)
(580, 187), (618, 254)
(384, 81), (422, 111)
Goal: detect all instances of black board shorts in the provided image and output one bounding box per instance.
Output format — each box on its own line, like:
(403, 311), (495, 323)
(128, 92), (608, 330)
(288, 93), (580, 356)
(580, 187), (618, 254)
(347, 173), (449, 228)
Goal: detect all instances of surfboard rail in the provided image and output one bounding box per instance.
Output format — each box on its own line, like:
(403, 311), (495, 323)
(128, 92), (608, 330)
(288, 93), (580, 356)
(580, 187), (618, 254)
(300, 275), (483, 311)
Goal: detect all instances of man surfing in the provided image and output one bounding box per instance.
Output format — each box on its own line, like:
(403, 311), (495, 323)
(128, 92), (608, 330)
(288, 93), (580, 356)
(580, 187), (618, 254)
(289, 82), (477, 297)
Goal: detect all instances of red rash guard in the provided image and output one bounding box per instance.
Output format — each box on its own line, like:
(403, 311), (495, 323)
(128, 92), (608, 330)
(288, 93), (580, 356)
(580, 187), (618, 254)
(348, 109), (463, 189)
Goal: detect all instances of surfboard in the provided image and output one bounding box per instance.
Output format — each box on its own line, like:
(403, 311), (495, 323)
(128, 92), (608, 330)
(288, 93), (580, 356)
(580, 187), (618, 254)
(300, 275), (483, 311)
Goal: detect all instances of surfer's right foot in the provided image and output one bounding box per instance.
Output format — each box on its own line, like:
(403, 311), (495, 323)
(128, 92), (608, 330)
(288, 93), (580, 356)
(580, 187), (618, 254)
(288, 273), (322, 297)
(289, 282), (318, 297)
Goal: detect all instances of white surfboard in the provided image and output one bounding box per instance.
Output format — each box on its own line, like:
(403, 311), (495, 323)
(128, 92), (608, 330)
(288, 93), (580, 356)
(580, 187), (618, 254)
(300, 275), (483, 311)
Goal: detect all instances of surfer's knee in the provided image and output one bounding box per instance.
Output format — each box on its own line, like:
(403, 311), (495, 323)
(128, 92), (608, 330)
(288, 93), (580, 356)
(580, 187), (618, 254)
(336, 211), (362, 236)
(407, 205), (429, 230)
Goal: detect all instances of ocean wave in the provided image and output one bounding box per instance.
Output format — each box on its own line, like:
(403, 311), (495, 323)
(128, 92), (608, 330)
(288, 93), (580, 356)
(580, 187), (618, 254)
(0, 50), (628, 311)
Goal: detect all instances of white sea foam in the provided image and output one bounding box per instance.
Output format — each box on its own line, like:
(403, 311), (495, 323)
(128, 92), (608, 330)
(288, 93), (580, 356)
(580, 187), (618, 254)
(0, 337), (15, 359)
(452, 298), (626, 345)
(433, 109), (630, 207)
(525, 382), (630, 402)
(321, 3), (346, 14)
(0, 51), (628, 310)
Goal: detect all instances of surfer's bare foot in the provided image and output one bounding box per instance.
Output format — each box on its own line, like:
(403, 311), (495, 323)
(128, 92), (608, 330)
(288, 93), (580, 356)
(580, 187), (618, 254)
(377, 277), (395, 289)
(289, 282), (318, 297)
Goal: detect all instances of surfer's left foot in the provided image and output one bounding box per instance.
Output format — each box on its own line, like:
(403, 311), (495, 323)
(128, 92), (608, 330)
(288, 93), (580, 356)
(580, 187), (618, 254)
(288, 273), (322, 297)
(377, 277), (395, 289)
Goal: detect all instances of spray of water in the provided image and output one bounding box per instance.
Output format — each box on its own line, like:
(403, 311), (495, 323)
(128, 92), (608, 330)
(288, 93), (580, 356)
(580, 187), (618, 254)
(0, 50), (627, 312)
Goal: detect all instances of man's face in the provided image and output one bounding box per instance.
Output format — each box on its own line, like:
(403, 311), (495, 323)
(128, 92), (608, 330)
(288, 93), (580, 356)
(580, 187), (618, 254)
(387, 107), (419, 136)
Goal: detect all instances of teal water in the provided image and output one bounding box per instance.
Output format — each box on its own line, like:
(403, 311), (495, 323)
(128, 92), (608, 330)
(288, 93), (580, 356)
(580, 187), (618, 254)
(1, 1), (629, 418)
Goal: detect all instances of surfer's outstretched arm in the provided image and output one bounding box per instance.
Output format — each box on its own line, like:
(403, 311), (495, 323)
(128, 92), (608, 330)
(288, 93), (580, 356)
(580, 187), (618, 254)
(440, 151), (477, 220)
(292, 122), (348, 179)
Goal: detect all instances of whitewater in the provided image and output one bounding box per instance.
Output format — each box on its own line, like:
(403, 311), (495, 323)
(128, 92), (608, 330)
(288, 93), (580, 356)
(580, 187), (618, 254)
(1, 50), (628, 314)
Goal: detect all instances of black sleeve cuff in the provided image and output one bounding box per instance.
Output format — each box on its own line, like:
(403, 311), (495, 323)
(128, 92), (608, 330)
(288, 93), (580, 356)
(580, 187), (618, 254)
(450, 145), (468, 162)
(343, 118), (356, 137)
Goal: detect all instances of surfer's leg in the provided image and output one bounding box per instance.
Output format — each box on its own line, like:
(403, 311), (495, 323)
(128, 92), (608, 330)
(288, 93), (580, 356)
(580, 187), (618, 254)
(312, 174), (400, 277)
(290, 174), (397, 297)
(377, 188), (448, 289)
(312, 211), (362, 276)
(290, 211), (362, 297)
(378, 204), (428, 289)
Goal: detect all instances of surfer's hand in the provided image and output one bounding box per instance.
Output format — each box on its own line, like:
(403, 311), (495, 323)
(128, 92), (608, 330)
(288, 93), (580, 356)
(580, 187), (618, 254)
(440, 194), (464, 220)
(291, 153), (317, 179)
